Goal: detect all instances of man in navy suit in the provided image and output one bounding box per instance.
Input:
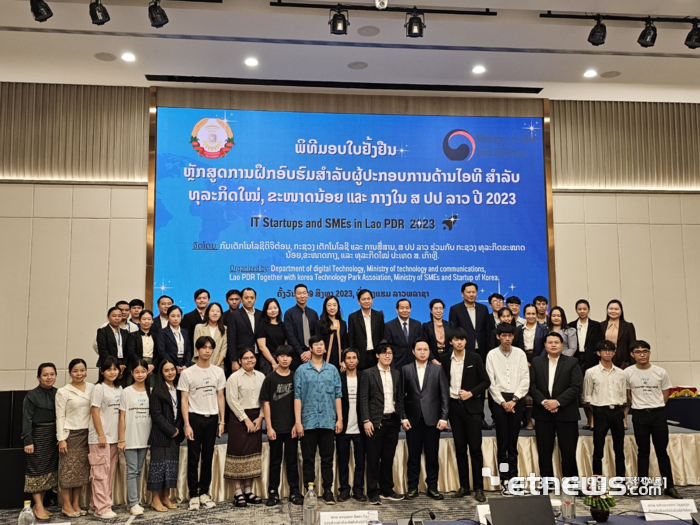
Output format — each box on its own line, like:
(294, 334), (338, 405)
(401, 338), (449, 500)
(226, 287), (262, 372)
(448, 282), (490, 361)
(383, 299), (422, 369)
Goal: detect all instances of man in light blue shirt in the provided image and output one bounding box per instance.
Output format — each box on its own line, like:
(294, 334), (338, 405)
(294, 334), (342, 504)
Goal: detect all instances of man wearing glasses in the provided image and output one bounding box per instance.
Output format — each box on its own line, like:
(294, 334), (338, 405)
(486, 293), (505, 335)
(625, 341), (681, 499)
(582, 340), (627, 479)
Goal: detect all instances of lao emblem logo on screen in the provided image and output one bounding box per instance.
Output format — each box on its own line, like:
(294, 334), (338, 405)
(190, 118), (234, 159)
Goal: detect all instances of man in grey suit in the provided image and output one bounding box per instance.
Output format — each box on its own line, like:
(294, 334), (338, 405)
(402, 337), (449, 500)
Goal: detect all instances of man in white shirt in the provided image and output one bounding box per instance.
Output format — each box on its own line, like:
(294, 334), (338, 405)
(348, 289), (385, 370)
(337, 348), (366, 503)
(583, 340), (626, 478)
(626, 341), (680, 499)
(179, 336), (227, 510)
(485, 323), (529, 484)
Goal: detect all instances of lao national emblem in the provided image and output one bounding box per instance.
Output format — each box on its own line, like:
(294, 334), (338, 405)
(190, 118), (234, 159)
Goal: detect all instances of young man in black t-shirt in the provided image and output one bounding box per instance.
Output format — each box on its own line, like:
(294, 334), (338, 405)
(260, 345), (302, 506)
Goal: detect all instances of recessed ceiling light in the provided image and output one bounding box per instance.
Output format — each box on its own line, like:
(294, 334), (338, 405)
(472, 65), (486, 74)
(600, 71), (621, 78)
(357, 25), (380, 37)
(584, 69), (597, 78)
(245, 57), (259, 67)
(94, 52), (116, 62)
(121, 52), (135, 62)
(347, 61), (368, 70)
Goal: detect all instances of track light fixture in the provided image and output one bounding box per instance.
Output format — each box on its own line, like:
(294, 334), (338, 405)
(686, 22), (700, 49)
(587, 15), (606, 46)
(89, 0), (110, 25)
(30, 0), (53, 22)
(637, 18), (656, 47)
(329, 5), (349, 35)
(405, 7), (425, 38)
(148, 0), (168, 28)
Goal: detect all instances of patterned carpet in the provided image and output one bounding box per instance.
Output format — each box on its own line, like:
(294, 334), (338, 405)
(2, 486), (699, 525)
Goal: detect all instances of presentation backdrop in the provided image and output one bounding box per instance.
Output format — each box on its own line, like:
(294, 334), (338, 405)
(154, 107), (548, 316)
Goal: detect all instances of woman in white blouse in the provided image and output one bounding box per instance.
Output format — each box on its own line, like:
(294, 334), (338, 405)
(56, 358), (94, 518)
(193, 302), (227, 369)
(223, 349), (266, 507)
(547, 307), (578, 357)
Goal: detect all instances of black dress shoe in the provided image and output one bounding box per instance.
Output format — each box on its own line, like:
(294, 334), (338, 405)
(481, 419), (491, 430)
(322, 491), (336, 505)
(665, 487), (681, 499)
(265, 494), (279, 507)
(337, 491), (351, 503)
(289, 494), (304, 506)
(453, 487), (471, 498)
(474, 489), (486, 502)
(427, 489), (444, 500)
(406, 488), (419, 499)
(352, 492), (367, 502)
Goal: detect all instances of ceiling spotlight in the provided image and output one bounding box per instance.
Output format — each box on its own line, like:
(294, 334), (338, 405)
(148, 0), (168, 28)
(30, 0), (53, 22)
(405, 7), (425, 38)
(121, 52), (135, 61)
(584, 69), (597, 78)
(472, 65), (486, 74)
(587, 15), (606, 46)
(637, 18), (657, 48)
(329, 6), (349, 35)
(244, 57), (258, 66)
(89, 0), (110, 25)
(685, 21), (700, 49)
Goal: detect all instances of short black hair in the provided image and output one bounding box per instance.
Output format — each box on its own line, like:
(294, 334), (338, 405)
(157, 295), (173, 305)
(429, 298), (445, 310)
(357, 289), (373, 300)
(396, 298), (411, 309)
(37, 362), (57, 377)
(193, 288), (210, 301)
(597, 340), (616, 352)
(195, 335), (216, 350)
(376, 343), (393, 355)
(294, 283), (308, 293)
(449, 327), (468, 342)
(68, 358), (87, 372)
(275, 345), (295, 358)
(533, 295), (548, 305)
(115, 300), (129, 308)
(241, 287), (257, 297)
(139, 309), (154, 320)
(575, 299), (591, 309)
(167, 305), (183, 316)
(496, 323), (515, 335)
(226, 289), (242, 300)
(629, 340), (651, 353)
(107, 306), (121, 317)
(506, 296), (521, 305)
(461, 282), (478, 293)
(488, 293), (504, 304)
(545, 331), (564, 344)
(129, 299), (145, 308)
(342, 348), (359, 361)
(412, 337), (430, 350)
(308, 334), (324, 346)
(497, 307), (512, 319)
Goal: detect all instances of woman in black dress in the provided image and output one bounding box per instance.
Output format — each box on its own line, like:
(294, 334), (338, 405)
(319, 295), (348, 371)
(255, 298), (287, 375)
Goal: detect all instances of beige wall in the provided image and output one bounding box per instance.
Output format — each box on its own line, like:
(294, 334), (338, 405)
(2, 184), (699, 389)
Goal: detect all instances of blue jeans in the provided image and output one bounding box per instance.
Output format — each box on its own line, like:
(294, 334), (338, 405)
(125, 448), (148, 507)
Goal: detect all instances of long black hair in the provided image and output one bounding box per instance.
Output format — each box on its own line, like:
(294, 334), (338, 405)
(151, 358), (178, 405)
(97, 356), (120, 385)
(130, 358), (151, 396)
(319, 295), (342, 331)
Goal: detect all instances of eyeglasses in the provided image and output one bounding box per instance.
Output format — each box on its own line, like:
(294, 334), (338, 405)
(632, 350), (650, 355)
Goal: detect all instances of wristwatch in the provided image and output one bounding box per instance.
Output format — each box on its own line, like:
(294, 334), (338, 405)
(512, 396), (519, 402)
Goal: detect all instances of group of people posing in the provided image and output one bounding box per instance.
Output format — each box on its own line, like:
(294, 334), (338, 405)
(20, 282), (681, 520)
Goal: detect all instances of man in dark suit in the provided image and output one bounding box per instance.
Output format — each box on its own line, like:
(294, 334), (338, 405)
(529, 332), (583, 480)
(283, 283), (319, 370)
(96, 306), (131, 386)
(337, 348), (366, 502)
(401, 338), (449, 500)
(360, 343), (405, 504)
(439, 328), (490, 502)
(569, 299), (604, 429)
(384, 299), (422, 369)
(181, 288), (210, 349)
(226, 289), (242, 313)
(226, 287), (262, 372)
(448, 282), (490, 361)
(347, 289), (385, 370)
(485, 293), (505, 334)
(152, 295), (173, 335)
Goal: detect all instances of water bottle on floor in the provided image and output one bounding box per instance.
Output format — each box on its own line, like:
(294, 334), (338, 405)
(303, 483), (319, 525)
(18, 501), (35, 525)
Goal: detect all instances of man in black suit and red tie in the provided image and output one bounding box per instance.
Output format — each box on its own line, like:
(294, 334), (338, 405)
(226, 287), (262, 372)
(383, 299), (422, 369)
(439, 328), (490, 502)
(529, 332), (583, 482)
(347, 289), (385, 370)
(448, 282), (490, 362)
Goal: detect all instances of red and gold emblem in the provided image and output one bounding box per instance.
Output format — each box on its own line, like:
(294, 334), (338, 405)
(190, 118), (234, 159)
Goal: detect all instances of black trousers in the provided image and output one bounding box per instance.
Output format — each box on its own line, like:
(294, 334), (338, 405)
(632, 408), (674, 488)
(268, 432), (300, 495)
(406, 417), (440, 490)
(449, 399), (484, 490)
(366, 414), (400, 498)
(186, 413), (218, 498)
(300, 428), (335, 491)
(534, 418), (579, 479)
(592, 405), (626, 477)
(336, 433), (365, 494)
(489, 394), (524, 480)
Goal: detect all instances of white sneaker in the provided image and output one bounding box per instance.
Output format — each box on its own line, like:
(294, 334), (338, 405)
(95, 510), (118, 519)
(130, 505), (144, 516)
(199, 494), (216, 509)
(189, 497), (200, 511)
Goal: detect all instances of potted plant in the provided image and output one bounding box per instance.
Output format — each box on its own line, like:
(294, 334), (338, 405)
(584, 493), (616, 522)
